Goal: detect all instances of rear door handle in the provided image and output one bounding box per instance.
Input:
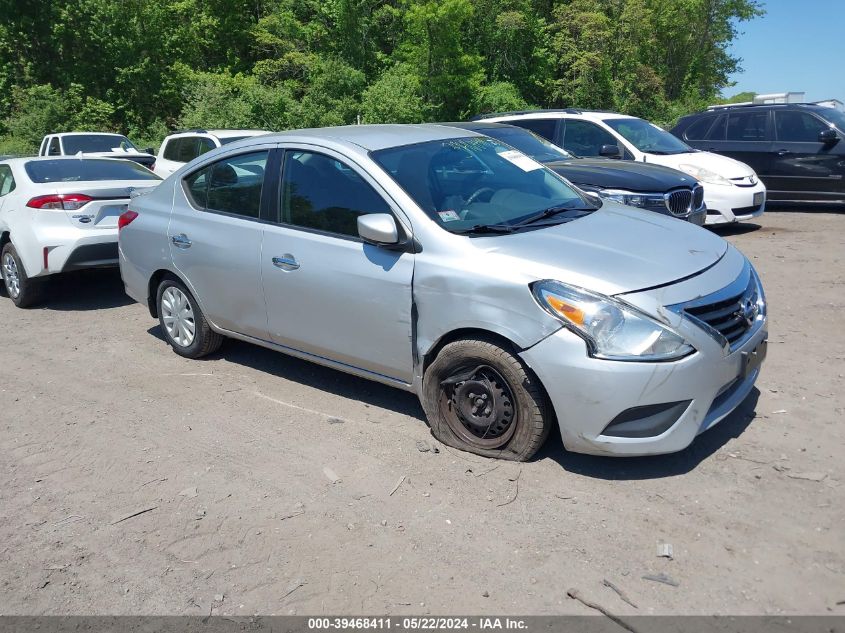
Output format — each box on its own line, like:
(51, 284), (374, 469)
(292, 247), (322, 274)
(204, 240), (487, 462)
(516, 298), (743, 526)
(272, 255), (300, 271)
(776, 149), (792, 156)
(171, 233), (192, 249)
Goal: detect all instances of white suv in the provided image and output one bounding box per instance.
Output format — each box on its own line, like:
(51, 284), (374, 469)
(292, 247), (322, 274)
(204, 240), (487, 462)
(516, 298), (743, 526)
(153, 129), (270, 177)
(479, 109), (766, 225)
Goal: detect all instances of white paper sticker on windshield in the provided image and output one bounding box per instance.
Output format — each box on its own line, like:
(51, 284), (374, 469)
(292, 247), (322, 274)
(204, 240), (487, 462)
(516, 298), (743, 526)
(438, 210), (460, 222)
(497, 149), (543, 172)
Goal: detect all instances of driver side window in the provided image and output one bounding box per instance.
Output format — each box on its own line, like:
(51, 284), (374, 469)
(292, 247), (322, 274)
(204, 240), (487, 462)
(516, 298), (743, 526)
(280, 151), (392, 238)
(560, 120), (618, 157)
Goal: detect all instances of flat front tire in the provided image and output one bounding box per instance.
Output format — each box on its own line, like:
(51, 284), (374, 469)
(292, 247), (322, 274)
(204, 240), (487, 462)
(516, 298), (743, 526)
(422, 337), (552, 461)
(156, 277), (223, 358)
(1, 243), (44, 308)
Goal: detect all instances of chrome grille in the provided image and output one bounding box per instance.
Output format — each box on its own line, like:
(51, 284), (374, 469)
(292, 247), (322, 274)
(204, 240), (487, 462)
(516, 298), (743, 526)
(665, 190), (692, 216)
(692, 185), (704, 209)
(684, 282), (759, 347)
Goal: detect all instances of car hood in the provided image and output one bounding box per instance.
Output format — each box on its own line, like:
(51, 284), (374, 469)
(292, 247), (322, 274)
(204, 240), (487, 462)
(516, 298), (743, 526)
(545, 158), (696, 192)
(471, 202), (728, 296)
(645, 150), (755, 178)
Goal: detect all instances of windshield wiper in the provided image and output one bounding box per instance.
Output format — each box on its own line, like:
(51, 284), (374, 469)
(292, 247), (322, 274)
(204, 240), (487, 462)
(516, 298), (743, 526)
(508, 204), (594, 228)
(452, 224), (517, 235)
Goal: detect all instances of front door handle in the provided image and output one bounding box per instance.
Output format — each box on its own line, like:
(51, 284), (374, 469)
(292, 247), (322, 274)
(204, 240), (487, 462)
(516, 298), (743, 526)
(776, 149), (792, 156)
(272, 255), (300, 271)
(171, 233), (192, 249)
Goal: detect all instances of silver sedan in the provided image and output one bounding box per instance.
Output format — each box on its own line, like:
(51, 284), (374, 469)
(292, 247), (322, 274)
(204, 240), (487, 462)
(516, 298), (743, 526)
(118, 125), (767, 460)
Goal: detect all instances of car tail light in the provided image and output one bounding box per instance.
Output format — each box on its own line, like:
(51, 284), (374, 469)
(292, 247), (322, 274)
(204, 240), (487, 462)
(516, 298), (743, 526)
(118, 210), (138, 230)
(150, 162), (156, 172)
(27, 194), (93, 210)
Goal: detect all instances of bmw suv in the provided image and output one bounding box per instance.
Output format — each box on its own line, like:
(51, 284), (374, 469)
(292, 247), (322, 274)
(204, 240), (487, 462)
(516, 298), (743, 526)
(672, 103), (845, 204)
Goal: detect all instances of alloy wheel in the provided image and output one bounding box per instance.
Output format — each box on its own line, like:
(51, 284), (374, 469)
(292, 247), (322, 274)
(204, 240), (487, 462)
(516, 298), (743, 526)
(160, 286), (196, 347)
(2, 253), (20, 299)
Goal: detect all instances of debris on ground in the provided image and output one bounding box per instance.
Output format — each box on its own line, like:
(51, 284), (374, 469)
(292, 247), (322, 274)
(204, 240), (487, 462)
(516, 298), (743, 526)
(787, 472), (827, 482)
(416, 440), (440, 453)
(327, 417), (345, 425)
(178, 486), (198, 498)
(602, 579), (638, 609)
(566, 588), (639, 633)
(281, 579), (306, 601)
(389, 474), (406, 496)
(771, 409), (788, 415)
(642, 573), (680, 587)
(111, 506), (157, 525)
(657, 544), (674, 559)
(323, 467), (341, 484)
(496, 469), (522, 507)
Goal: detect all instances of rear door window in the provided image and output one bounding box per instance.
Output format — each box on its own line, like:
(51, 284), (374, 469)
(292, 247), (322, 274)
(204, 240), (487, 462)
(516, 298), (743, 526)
(726, 111), (770, 141)
(184, 151), (268, 219)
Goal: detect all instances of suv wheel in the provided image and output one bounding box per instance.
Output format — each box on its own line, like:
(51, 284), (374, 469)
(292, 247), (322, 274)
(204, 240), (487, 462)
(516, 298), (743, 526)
(1, 243), (44, 308)
(156, 277), (223, 358)
(421, 337), (552, 461)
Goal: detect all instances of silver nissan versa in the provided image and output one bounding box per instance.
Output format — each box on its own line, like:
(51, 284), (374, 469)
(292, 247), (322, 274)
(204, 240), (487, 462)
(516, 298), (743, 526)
(118, 124), (767, 460)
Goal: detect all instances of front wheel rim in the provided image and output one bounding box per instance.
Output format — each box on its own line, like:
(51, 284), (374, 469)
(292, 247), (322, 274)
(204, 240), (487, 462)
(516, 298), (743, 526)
(3, 253), (21, 298)
(161, 286), (196, 347)
(439, 364), (518, 450)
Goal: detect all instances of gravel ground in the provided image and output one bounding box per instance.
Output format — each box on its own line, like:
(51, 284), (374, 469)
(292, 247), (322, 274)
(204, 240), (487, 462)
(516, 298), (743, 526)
(0, 209), (843, 616)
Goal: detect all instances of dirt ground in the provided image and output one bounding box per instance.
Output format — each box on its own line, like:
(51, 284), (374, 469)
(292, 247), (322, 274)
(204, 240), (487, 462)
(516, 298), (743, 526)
(0, 209), (843, 617)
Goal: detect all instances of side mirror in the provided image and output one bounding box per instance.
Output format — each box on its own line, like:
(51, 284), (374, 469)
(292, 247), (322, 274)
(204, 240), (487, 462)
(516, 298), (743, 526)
(144, 147), (155, 155)
(819, 128), (839, 144)
(599, 144), (623, 159)
(358, 213), (400, 246)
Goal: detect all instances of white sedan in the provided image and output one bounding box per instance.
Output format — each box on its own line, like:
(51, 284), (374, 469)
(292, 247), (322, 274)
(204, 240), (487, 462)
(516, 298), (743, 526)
(0, 157), (161, 307)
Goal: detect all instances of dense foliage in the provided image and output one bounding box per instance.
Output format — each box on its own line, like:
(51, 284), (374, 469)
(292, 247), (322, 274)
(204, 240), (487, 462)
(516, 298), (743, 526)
(0, 0), (762, 152)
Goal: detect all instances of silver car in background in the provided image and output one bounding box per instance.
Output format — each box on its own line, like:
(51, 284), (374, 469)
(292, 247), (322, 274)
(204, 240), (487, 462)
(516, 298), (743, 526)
(118, 124), (767, 460)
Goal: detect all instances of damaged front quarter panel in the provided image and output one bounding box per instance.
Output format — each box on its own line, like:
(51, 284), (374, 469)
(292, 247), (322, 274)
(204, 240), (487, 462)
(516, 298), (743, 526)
(410, 248), (565, 390)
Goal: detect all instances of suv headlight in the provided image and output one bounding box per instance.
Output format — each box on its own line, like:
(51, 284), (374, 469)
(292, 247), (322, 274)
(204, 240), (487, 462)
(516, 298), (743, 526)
(532, 280), (695, 361)
(596, 188), (664, 209)
(677, 164), (731, 186)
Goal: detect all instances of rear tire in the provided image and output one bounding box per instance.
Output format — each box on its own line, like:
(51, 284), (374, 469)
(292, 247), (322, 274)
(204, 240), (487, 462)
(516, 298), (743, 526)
(421, 337), (551, 461)
(1, 243), (44, 308)
(156, 276), (223, 358)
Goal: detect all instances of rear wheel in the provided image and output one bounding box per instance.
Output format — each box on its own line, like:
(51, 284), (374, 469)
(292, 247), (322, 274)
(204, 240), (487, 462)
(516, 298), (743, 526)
(1, 243), (44, 308)
(156, 277), (223, 358)
(422, 337), (551, 461)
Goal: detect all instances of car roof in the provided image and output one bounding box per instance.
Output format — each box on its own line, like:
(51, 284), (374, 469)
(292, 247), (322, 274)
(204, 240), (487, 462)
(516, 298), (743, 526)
(165, 129), (270, 139)
(51, 132), (127, 137)
(439, 121), (520, 131)
(475, 109), (637, 122)
(244, 124), (481, 152)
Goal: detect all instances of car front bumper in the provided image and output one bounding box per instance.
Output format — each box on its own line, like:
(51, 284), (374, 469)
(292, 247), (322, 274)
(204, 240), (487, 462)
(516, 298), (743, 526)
(703, 180), (767, 225)
(520, 250), (767, 456)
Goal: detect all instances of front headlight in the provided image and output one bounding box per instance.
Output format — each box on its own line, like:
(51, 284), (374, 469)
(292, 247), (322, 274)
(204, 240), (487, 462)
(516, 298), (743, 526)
(597, 189), (664, 209)
(532, 280), (695, 361)
(677, 164), (732, 186)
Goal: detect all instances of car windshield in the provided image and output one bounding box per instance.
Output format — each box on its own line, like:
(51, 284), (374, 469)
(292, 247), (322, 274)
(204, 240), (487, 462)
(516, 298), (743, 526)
(817, 108), (845, 132)
(25, 159), (162, 183)
(371, 136), (597, 235)
(476, 127), (576, 163)
(61, 134), (139, 154)
(604, 118), (692, 154)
